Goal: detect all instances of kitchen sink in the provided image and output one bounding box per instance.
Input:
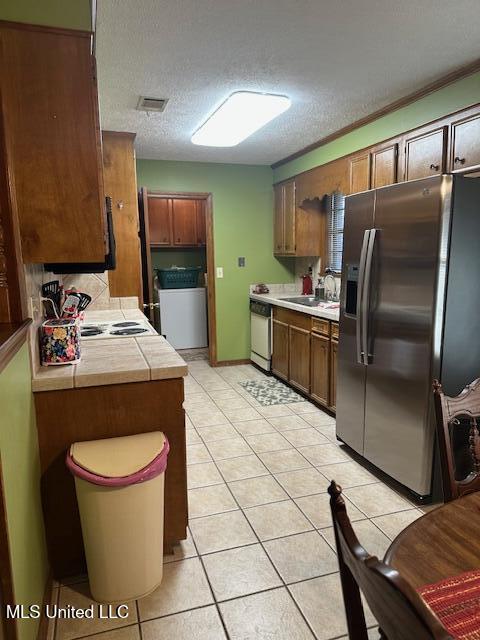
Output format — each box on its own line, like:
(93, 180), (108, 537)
(281, 296), (325, 307)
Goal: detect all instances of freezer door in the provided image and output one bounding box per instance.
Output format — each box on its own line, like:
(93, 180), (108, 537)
(363, 176), (449, 496)
(336, 190), (375, 453)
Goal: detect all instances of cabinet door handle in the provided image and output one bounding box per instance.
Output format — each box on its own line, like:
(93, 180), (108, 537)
(454, 157), (466, 165)
(430, 163), (440, 171)
(177, 238), (181, 242)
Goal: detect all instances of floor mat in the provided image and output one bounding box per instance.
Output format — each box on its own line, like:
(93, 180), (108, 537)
(178, 348), (209, 362)
(239, 378), (305, 406)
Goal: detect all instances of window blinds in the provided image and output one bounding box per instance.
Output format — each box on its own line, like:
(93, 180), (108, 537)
(327, 192), (345, 273)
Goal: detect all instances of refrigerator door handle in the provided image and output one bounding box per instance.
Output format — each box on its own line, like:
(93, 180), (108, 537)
(356, 229), (371, 365)
(362, 228), (378, 364)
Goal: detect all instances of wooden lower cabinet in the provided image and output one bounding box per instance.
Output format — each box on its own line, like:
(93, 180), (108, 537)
(330, 339), (338, 411)
(34, 378), (188, 578)
(311, 332), (330, 406)
(288, 325), (311, 394)
(271, 307), (338, 412)
(272, 319), (289, 380)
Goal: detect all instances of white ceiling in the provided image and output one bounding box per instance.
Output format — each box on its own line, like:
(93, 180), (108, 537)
(96, 0), (480, 165)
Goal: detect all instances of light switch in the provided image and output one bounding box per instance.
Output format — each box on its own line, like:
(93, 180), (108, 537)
(238, 257), (245, 267)
(216, 267), (224, 278)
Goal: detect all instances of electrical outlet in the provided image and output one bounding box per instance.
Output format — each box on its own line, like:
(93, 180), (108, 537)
(216, 267), (224, 278)
(238, 257), (245, 267)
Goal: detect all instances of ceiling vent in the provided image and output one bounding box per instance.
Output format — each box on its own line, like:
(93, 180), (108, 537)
(136, 96), (168, 113)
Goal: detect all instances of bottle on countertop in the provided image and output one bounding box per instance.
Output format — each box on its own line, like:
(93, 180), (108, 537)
(302, 265), (313, 296)
(314, 274), (325, 300)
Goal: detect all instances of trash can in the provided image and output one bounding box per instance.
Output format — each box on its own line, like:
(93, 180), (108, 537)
(66, 431), (169, 603)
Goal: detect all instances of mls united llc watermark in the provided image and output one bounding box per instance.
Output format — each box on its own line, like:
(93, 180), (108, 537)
(5, 604), (130, 619)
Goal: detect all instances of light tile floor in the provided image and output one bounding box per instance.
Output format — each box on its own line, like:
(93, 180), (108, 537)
(53, 361), (427, 640)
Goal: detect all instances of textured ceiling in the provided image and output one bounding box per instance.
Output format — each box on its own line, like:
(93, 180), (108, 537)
(96, 0), (480, 165)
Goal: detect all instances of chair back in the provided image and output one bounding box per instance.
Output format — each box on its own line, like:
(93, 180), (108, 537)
(433, 378), (480, 501)
(328, 481), (452, 640)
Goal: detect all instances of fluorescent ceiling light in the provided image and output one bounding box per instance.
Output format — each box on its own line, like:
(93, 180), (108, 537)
(191, 91), (291, 147)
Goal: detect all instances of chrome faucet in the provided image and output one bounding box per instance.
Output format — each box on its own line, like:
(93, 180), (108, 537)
(324, 274), (339, 302)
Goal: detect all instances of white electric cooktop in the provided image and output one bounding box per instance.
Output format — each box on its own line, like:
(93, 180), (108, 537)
(79, 319), (157, 340)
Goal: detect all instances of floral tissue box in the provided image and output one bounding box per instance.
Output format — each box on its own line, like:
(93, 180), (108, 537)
(40, 318), (81, 366)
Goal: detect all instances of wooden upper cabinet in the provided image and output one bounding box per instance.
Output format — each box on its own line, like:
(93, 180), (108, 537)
(172, 199), (198, 246)
(0, 23), (106, 263)
(450, 112), (480, 173)
(273, 183), (285, 254)
(403, 126), (447, 181)
(273, 177), (323, 257)
(147, 196), (206, 247)
(102, 132), (142, 305)
(349, 152), (371, 194)
(274, 179), (296, 255)
(195, 200), (206, 246)
(283, 180), (296, 255)
(371, 142), (398, 189)
(148, 198), (172, 245)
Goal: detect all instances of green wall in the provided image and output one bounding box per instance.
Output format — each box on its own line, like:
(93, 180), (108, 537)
(152, 248), (207, 275)
(274, 71), (480, 182)
(137, 160), (294, 361)
(0, 346), (48, 640)
(0, 0), (91, 30)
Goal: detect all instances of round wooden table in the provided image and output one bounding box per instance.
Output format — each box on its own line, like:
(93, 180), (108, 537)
(385, 492), (480, 589)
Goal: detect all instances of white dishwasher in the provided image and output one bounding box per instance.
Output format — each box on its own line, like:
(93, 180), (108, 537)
(158, 287), (208, 349)
(250, 300), (272, 372)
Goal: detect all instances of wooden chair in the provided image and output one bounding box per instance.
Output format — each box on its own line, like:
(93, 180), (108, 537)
(328, 481), (453, 640)
(433, 378), (480, 502)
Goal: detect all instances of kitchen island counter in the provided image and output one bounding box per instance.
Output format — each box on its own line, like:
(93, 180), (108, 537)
(32, 310), (188, 392)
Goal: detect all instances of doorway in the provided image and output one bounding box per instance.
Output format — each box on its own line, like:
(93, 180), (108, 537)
(138, 190), (217, 365)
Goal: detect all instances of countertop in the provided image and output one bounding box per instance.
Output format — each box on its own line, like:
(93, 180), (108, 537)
(32, 309), (188, 393)
(250, 293), (340, 322)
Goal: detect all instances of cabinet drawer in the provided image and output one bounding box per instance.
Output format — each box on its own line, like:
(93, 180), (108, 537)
(311, 317), (330, 336)
(273, 306), (310, 330)
(331, 322), (339, 340)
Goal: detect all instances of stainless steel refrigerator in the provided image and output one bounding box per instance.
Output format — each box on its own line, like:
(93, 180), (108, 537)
(336, 174), (480, 499)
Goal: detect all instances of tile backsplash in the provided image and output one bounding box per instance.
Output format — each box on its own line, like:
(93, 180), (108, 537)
(24, 266), (139, 322)
(251, 256), (341, 298)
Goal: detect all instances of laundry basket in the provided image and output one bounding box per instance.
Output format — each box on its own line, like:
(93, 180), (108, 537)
(156, 267), (202, 289)
(66, 431), (169, 603)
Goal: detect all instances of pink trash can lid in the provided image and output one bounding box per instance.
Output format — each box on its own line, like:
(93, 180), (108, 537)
(66, 431), (169, 487)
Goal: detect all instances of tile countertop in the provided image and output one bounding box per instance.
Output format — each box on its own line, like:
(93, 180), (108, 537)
(250, 293), (340, 322)
(32, 309), (188, 393)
